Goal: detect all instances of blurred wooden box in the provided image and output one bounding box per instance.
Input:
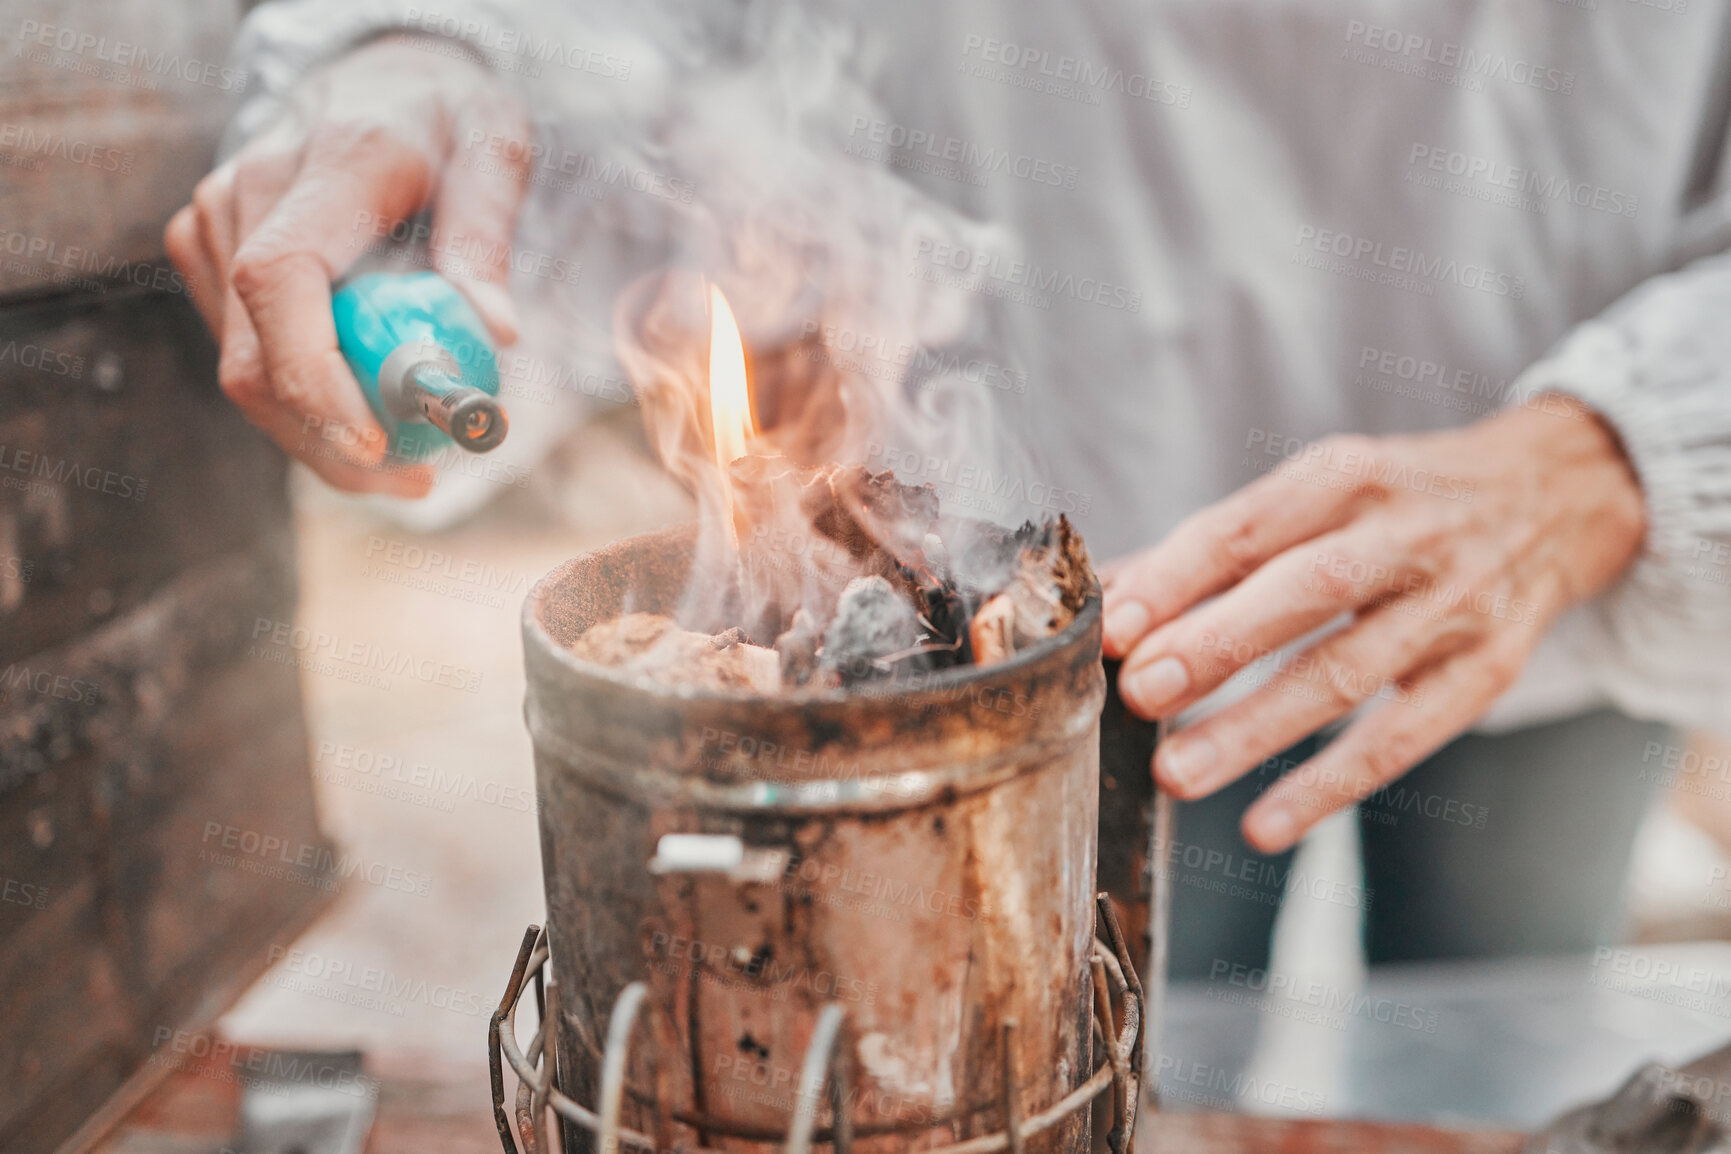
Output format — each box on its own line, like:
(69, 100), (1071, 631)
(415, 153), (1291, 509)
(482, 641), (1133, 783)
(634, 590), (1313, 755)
(0, 282), (337, 1154)
(0, 5), (338, 1150)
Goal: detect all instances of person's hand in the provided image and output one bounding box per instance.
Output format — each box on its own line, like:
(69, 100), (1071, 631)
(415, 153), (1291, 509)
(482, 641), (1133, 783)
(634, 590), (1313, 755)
(165, 36), (531, 494)
(1100, 397), (1645, 853)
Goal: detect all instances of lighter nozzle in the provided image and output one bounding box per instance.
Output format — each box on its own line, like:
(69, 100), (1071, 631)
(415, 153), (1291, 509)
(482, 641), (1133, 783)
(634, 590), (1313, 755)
(408, 364), (509, 453)
(444, 391), (509, 453)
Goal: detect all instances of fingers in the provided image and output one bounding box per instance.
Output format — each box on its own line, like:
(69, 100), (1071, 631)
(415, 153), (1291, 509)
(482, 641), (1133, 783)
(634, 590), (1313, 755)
(430, 99), (531, 345)
(213, 164), (271, 434)
(297, 448), (437, 496)
(1150, 594), (1446, 801)
(166, 162), (243, 333)
(165, 149), (421, 491)
(231, 249), (393, 466)
(1096, 555), (1131, 592)
(230, 131), (436, 472)
(1102, 438), (1378, 658)
(1117, 519), (1409, 718)
(1239, 632), (1530, 853)
(214, 324), (432, 496)
(165, 205), (224, 333)
(167, 40), (521, 498)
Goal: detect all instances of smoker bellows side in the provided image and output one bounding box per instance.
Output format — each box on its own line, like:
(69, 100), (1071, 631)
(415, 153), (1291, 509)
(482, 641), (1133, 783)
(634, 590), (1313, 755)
(521, 525), (1106, 1153)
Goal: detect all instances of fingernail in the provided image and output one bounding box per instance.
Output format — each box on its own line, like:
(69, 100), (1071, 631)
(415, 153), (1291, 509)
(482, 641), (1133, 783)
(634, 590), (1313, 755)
(1247, 807), (1298, 851)
(1158, 735), (1216, 792)
(1102, 601), (1151, 653)
(1124, 655), (1188, 714)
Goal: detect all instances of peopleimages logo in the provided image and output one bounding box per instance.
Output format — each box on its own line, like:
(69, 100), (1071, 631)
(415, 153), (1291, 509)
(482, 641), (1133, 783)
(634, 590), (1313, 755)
(958, 35), (1193, 108)
(647, 931), (879, 1005)
(351, 211), (581, 285)
(314, 741), (539, 815)
(863, 443), (1093, 517)
(0, 662), (99, 705)
(0, 338), (83, 379)
(0, 444), (148, 501)
(1293, 226), (1525, 299)
(199, 821), (433, 897)
(461, 131), (695, 204)
(1406, 144), (1638, 218)
(1206, 960), (1441, 1033)
(910, 237), (1143, 313)
(798, 320), (1028, 394)
(1152, 1056), (1327, 1115)
(0, 122), (133, 174)
(249, 617), (483, 694)
(402, 7), (632, 79)
(846, 116), (1079, 189)
(15, 21), (247, 92)
(1153, 833), (1374, 911)
(265, 944), (489, 1018)
(1243, 428), (1477, 503)
(1342, 20), (1575, 94)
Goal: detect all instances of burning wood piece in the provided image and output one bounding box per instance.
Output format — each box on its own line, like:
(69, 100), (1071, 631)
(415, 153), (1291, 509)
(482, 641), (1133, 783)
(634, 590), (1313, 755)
(814, 464), (941, 561)
(894, 551), (967, 660)
(968, 594), (1017, 666)
(567, 612), (781, 694)
(729, 456), (940, 565)
(965, 516), (1094, 668)
(819, 575), (922, 684)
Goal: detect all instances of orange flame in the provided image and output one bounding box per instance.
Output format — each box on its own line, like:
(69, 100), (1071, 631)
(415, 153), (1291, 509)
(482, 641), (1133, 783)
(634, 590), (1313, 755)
(708, 285), (755, 531)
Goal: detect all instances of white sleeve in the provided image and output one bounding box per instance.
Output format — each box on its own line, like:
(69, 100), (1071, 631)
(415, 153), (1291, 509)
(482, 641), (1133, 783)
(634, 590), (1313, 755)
(1513, 239), (1731, 732)
(222, 0), (548, 154)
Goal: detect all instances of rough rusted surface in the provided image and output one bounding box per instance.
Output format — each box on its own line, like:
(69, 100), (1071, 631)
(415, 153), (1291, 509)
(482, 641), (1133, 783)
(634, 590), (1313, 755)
(523, 526), (1105, 1153)
(1097, 659), (1159, 977)
(0, 283), (332, 1148)
(0, 290), (295, 672)
(0, 543), (335, 1152)
(0, 0), (239, 301)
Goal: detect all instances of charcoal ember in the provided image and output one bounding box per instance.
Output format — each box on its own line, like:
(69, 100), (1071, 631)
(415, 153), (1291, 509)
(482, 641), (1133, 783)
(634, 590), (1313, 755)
(816, 465), (940, 561)
(968, 594), (1016, 666)
(820, 575), (921, 684)
(892, 557), (968, 669)
(568, 612), (781, 694)
(963, 516), (1094, 668)
(773, 609), (823, 688)
(1045, 515), (1091, 617)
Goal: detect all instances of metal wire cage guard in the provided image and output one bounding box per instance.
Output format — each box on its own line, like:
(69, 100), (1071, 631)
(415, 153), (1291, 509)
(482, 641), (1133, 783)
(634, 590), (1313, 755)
(489, 893), (1145, 1154)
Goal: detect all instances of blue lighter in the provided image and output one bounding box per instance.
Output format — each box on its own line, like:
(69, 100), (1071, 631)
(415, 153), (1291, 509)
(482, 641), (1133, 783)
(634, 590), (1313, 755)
(331, 271), (508, 459)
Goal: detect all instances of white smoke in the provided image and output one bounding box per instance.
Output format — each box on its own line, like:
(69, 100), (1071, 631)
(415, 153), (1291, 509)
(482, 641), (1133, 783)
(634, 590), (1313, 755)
(504, 0), (1040, 638)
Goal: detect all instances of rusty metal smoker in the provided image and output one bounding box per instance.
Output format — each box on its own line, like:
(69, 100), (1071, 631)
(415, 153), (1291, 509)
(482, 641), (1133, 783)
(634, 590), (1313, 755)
(492, 525), (1144, 1154)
